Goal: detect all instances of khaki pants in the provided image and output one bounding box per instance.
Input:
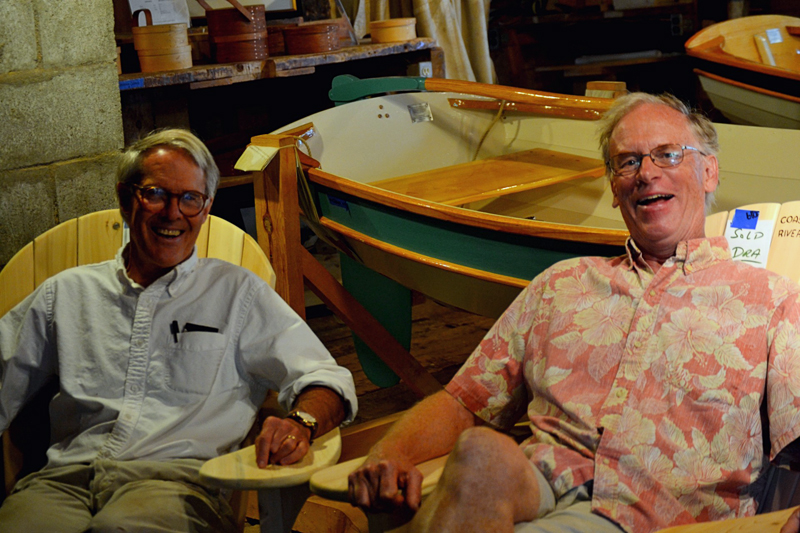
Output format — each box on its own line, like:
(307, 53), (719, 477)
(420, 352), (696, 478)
(0, 458), (238, 533)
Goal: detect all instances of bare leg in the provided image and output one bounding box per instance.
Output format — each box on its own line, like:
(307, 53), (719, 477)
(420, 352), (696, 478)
(408, 426), (544, 533)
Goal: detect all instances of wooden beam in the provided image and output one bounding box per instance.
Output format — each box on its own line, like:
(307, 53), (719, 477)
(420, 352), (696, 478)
(300, 247), (442, 398)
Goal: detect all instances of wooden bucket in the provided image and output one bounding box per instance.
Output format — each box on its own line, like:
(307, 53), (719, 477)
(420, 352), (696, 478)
(369, 18), (416, 43)
(138, 45), (193, 72)
(207, 5), (268, 62)
(131, 9), (192, 72)
(284, 23), (340, 55)
(266, 23), (299, 56)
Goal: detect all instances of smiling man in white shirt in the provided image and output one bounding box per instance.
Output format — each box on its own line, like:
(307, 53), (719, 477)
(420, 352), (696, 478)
(0, 129), (357, 532)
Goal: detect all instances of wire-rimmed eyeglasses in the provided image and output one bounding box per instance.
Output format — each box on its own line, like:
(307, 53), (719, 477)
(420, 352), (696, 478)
(608, 144), (708, 178)
(129, 184), (209, 217)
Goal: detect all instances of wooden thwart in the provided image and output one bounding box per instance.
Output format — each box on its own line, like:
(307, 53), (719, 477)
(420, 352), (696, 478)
(371, 148), (605, 206)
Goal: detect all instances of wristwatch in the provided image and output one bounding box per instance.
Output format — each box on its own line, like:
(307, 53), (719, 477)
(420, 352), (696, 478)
(285, 410), (318, 442)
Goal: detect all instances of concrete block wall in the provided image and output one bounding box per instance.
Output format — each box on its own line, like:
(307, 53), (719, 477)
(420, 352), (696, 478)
(0, 0), (123, 268)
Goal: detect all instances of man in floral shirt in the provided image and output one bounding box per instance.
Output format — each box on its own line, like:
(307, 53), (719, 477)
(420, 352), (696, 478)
(347, 92), (800, 533)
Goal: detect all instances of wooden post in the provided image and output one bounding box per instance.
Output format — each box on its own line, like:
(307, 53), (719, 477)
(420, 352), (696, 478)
(252, 134), (306, 318)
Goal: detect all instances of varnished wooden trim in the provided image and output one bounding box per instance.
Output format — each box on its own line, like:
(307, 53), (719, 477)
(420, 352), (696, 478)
(309, 168), (629, 246)
(320, 218), (531, 290)
(447, 98), (606, 120)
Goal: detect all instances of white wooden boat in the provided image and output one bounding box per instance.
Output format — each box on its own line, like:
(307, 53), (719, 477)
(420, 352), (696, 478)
(685, 14), (800, 129)
(243, 76), (800, 385)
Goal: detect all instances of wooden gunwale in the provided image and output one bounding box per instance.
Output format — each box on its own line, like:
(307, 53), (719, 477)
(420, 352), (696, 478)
(695, 68), (800, 104)
(687, 47), (800, 82)
(319, 218), (531, 289)
(307, 168), (629, 246)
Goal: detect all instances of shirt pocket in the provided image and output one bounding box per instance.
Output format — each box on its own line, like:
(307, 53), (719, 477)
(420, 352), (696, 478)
(166, 331), (228, 395)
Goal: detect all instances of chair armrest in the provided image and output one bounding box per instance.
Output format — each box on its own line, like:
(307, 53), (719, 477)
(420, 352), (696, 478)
(199, 427), (341, 490)
(657, 505), (799, 533)
(309, 453), (449, 502)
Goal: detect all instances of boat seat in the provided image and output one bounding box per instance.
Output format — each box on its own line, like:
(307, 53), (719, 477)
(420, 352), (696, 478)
(370, 148), (605, 206)
(0, 209), (341, 533)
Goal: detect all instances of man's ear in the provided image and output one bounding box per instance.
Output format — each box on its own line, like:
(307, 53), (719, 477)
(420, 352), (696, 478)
(117, 183), (133, 220)
(610, 178), (620, 208)
(703, 154), (720, 194)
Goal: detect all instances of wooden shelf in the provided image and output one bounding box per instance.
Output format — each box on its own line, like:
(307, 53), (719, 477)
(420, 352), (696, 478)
(119, 38), (443, 91)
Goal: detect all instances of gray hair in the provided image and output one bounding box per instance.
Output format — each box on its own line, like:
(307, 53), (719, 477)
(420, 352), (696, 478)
(117, 128), (220, 198)
(597, 92), (719, 212)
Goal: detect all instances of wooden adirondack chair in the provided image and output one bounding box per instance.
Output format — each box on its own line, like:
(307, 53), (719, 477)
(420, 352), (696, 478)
(0, 209), (341, 533)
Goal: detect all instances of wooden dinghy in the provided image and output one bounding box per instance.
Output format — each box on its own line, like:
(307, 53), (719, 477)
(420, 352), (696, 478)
(241, 76), (800, 386)
(685, 14), (800, 129)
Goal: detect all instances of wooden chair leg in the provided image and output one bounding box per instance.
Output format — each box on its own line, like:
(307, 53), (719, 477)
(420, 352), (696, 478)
(257, 484), (312, 533)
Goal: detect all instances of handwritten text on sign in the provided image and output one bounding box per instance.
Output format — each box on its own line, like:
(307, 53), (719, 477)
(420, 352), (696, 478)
(725, 210), (774, 269)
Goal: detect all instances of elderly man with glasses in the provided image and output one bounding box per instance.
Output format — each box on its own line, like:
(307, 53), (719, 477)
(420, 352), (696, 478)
(0, 129), (357, 532)
(347, 93), (800, 533)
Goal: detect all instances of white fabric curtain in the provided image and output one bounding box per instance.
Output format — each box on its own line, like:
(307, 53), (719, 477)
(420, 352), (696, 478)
(352, 0), (496, 83)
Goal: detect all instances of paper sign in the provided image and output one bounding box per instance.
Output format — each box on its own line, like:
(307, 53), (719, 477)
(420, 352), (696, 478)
(730, 209), (759, 230)
(235, 144), (279, 171)
(129, 0), (191, 26)
(725, 214), (775, 269)
(767, 28), (783, 44)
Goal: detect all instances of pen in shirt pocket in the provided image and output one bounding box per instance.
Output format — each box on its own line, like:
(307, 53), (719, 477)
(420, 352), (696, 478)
(170, 321), (219, 343)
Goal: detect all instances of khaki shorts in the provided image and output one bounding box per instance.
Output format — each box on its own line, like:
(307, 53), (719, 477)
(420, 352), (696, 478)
(514, 465), (624, 533)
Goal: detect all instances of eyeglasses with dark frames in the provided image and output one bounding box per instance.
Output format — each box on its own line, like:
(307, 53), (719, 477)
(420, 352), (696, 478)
(129, 184), (209, 217)
(608, 144), (708, 178)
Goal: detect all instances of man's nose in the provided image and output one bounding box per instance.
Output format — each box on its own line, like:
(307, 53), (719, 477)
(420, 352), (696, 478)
(637, 155), (660, 183)
(161, 195), (182, 218)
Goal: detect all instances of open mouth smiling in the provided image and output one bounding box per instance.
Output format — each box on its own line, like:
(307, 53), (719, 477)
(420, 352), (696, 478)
(154, 228), (183, 238)
(637, 194), (674, 207)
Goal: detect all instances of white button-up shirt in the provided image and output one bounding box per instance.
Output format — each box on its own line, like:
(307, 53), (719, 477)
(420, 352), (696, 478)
(0, 246), (357, 468)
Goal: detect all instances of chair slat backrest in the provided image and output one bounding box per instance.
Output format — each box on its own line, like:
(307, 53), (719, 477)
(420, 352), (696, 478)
(1, 209), (275, 499)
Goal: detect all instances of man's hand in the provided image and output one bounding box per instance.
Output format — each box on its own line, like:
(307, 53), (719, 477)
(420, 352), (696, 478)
(348, 454), (424, 512)
(781, 507), (800, 533)
(255, 415), (312, 467)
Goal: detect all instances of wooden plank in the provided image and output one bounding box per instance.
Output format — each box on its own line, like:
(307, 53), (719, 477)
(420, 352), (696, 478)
(767, 201), (800, 284)
(206, 216), (245, 263)
(77, 210), (125, 266)
(241, 233), (277, 289)
(309, 453), (448, 502)
(705, 210), (729, 238)
(196, 217), (211, 258)
(199, 428), (341, 490)
(0, 244), (35, 318)
(300, 247), (443, 399)
(371, 149), (605, 206)
(33, 219), (78, 288)
(447, 98), (605, 120)
(251, 135), (306, 318)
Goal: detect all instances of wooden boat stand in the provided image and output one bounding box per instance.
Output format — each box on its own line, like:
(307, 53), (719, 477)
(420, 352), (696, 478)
(250, 133), (442, 399)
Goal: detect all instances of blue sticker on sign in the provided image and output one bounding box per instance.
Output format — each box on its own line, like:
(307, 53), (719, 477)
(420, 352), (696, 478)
(328, 196), (350, 212)
(731, 209), (759, 230)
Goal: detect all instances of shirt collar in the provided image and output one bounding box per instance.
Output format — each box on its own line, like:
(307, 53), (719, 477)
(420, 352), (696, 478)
(625, 235), (731, 276)
(115, 245), (199, 294)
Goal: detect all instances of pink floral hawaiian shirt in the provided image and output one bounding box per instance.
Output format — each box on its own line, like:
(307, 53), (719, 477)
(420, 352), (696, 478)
(447, 236), (800, 533)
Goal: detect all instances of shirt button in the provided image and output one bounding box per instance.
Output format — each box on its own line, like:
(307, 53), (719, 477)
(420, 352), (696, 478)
(129, 384), (140, 393)
(133, 338), (144, 348)
(649, 290), (656, 297)
(616, 389), (625, 398)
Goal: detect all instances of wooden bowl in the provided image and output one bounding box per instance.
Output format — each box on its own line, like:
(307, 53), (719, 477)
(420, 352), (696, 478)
(369, 18), (416, 43)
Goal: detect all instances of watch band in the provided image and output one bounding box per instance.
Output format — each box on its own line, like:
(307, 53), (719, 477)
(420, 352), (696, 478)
(286, 410), (318, 442)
